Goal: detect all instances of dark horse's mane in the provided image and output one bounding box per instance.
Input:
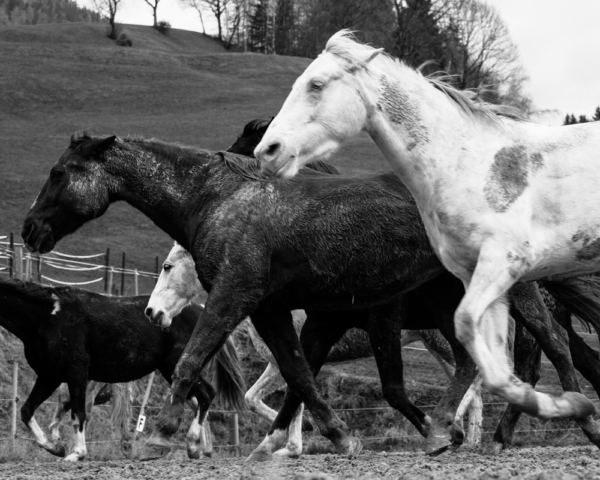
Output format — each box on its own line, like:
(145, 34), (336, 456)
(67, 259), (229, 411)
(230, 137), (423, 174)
(71, 121), (339, 182)
(0, 278), (89, 305)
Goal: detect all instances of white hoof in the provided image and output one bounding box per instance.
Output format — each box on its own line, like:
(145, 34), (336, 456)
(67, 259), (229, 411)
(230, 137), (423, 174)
(273, 444), (302, 459)
(64, 453), (83, 462)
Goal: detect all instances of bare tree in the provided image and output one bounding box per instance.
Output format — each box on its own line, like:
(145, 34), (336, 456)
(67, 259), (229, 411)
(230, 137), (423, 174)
(179, 0), (206, 33)
(181, 0), (232, 41)
(143, 0), (161, 27)
(93, 0), (124, 39)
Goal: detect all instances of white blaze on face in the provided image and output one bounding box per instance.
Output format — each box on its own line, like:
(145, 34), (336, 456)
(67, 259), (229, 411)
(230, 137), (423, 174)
(51, 293), (61, 315)
(30, 192), (40, 210)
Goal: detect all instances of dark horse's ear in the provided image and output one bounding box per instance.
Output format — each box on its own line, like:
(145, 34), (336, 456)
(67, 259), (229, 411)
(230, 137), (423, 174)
(80, 136), (117, 157)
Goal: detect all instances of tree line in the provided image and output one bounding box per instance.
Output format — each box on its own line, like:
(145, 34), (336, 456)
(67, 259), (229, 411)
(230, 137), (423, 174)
(0, 0), (101, 25)
(184, 0), (532, 111)
(563, 107), (600, 125)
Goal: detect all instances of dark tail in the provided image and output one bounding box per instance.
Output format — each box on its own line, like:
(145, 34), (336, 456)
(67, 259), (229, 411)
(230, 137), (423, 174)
(208, 336), (247, 412)
(541, 277), (600, 332)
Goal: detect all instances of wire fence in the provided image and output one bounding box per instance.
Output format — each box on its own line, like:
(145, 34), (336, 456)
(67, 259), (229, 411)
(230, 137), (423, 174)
(1, 233), (599, 454)
(0, 232), (161, 295)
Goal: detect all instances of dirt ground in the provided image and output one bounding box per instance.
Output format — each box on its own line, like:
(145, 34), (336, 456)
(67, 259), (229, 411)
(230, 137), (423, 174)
(1, 446), (600, 480)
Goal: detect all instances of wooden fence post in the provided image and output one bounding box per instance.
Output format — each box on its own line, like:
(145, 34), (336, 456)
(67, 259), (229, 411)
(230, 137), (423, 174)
(134, 269), (139, 296)
(13, 246), (23, 280)
(135, 372), (156, 438)
(104, 248), (110, 294)
(8, 232), (14, 278)
(107, 267), (114, 297)
(36, 254), (42, 283)
(24, 255), (31, 281)
(11, 361), (19, 446)
(120, 252), (126, 296)
(154, 256), (159, 284)
(229, 413), (239, 455)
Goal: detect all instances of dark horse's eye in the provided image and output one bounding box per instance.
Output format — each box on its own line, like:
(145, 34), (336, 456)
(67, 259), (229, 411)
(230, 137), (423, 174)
(50, 166), (65, 180)
(163, 263), (172, 272)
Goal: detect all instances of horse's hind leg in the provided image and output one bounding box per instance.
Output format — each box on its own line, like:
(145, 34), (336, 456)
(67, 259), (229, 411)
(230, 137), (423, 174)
(247, 310), (356, 462)
(454, 241), (594, 421)
(555, 305), (600, 399)
(245, 362), (286, 424)
(21, 376), (65, 457)
(65, 379), (91, 462)
(367, 300), (431, 437)
(49, 383), (71, 445)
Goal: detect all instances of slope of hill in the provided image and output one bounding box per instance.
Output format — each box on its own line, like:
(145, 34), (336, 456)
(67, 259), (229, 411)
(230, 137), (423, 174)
(0, 22), (387, 293)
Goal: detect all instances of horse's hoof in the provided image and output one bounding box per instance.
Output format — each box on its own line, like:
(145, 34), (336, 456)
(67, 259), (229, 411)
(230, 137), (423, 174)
(449, 422), (465, 445)
(47, 442), (66, 458)
(139, 442), (172, 461)
(563, 392), (596, 419)
(425, 433), (452, 456)
(246, 449), (273, 462)
(273, 445), (302, 459)
(337, 436), (362, 456)
(186, 447), (200, 460)
(64, 453), (81, 462)
(482, 441), (505, 455)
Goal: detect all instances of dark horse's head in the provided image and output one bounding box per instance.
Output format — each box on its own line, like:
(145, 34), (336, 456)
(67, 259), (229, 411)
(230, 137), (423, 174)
(227, 118), (272, 156)
(22, 132), (118, 254)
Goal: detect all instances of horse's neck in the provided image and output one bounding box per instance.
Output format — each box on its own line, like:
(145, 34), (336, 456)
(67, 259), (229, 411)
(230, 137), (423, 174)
(0, 290), (46, 342)
(110, 144), (210, 247)
(366, 69), (513, 209)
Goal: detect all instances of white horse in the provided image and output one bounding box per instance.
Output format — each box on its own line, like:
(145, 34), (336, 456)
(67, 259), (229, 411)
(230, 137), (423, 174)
(146, 243), (485, 458)
(255, 30), (600, 424)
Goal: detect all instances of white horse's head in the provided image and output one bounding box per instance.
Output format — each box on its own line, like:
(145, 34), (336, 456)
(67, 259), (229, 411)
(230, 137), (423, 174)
(255, 30), (384, 178)
(145, 242), (202, 328)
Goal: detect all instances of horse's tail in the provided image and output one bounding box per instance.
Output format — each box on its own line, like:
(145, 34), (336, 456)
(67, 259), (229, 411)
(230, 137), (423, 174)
(109, 383), (133, 440)
(208, 337), (247, 413)
(541, 277), (600, 332)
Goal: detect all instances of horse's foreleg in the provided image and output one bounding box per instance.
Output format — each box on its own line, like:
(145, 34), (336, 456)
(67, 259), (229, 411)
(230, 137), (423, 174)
(489, 310), (541, 453)
(456, 246), (595, 421)
(143, 300), (241, 461)
(453, 374), (483, 445)
(65, 380), (89, 462)
(22, 376), (64, 457)
(185, 382), (215, 459)
(49, 383), (70, 444)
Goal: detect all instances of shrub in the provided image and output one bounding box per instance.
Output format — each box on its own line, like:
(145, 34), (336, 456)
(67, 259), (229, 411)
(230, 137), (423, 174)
(116, 31), (133, 47)
(155, 20), (171, 35)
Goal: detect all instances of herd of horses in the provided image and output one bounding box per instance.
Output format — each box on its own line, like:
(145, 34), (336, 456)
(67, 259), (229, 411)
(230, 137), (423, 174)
(5, 30), (600, 463)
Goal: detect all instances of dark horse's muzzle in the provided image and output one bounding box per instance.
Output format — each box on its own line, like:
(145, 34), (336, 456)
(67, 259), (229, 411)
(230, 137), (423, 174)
(21, 218), (55, 254)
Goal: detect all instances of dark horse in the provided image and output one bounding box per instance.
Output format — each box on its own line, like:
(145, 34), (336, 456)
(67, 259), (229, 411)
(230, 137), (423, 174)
(0, 279), (245, 461)
(21, 132), (600, 459)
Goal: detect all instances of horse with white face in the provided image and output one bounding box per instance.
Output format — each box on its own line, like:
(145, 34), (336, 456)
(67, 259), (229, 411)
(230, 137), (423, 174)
(255, 30), (600, 423)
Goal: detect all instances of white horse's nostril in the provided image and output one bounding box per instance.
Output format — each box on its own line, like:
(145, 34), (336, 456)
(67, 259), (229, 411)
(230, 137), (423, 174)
(144, 307), (153, 319)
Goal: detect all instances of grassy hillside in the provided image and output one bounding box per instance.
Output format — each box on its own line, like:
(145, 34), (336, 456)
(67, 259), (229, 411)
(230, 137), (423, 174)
(0, 22), (387, 295)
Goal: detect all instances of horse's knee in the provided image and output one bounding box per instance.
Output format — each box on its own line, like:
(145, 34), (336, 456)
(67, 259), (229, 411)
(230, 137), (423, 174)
(454, 305), (477, 345)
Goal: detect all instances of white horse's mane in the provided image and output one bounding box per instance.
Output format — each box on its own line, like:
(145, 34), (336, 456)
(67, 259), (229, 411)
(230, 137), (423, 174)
(325, 30), (527, 125)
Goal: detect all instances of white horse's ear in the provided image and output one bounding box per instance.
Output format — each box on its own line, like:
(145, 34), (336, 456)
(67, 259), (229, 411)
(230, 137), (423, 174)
(365, 48), (384, 64)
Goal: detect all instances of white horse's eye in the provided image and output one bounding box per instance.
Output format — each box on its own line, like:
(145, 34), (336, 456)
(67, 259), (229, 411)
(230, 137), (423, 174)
(163, 263), (172, 272)
(310, 81), (324, 92)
